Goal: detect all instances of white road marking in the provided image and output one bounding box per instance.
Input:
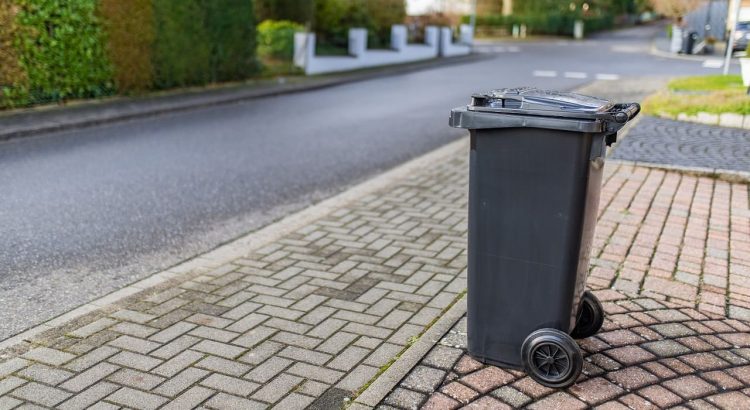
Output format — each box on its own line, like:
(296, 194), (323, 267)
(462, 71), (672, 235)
(492, 46), (506, 52)
(508, 46), (521, 52)
(702, 59), (724, 68)
(564, 72), (588, 79)
(595, 73), (620, 81)
(533, 70), (558, 77)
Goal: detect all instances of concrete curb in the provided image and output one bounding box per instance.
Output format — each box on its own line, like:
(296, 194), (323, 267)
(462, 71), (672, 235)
(607, 158), (750, 183)
(0, 136), (469, 351)
(350, 296), (467, 409)
(0, 54), (486, 142)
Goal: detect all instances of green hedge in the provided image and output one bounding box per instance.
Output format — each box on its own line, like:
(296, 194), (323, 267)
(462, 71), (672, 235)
(0, 0), (259, 108)
(313, 0), (405, 53)
(12, 0), (114, 106)
(466, 12), (614, 36)
(258, 20), (304, 60)
(98, 0), (154, 93)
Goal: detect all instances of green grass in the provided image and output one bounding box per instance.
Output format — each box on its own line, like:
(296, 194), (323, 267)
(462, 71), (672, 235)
(643, 74), (750, 116)
(668, 75), (744, 92)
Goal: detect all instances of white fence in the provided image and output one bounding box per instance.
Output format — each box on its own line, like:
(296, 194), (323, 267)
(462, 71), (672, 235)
(294, 24), (473, 75)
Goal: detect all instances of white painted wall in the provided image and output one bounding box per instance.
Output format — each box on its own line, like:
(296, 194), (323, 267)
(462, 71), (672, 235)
(294, 24), (471, 75)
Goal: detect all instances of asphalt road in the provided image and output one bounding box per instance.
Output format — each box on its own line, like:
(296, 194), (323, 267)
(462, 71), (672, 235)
(0, 24), (733, 339)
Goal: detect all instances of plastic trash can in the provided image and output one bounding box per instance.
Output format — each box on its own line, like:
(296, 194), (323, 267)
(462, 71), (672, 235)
(449, 87), (640, 388)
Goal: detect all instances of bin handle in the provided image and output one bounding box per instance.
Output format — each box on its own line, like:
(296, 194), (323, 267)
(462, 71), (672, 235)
(612, 103), (640, 124)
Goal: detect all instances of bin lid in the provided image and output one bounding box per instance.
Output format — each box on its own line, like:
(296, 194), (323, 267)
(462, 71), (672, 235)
(470, 87), (614, 114)
(450, 87), (640, 133)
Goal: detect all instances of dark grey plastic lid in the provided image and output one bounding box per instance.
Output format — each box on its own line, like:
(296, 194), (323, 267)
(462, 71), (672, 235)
(471, 87), (614, 113)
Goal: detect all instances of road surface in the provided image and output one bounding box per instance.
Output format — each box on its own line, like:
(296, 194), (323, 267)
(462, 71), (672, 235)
(0, 24), (731, 339)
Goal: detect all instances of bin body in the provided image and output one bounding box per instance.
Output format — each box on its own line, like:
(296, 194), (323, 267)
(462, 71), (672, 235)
(450, 87), (639, 370)
(467, 127), (605, 368)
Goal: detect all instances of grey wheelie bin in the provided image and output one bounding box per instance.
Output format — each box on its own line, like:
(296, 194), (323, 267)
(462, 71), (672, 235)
(449, 87), (640, 389)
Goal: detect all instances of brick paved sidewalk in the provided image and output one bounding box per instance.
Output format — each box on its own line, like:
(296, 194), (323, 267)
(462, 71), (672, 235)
(385, 291), (750, 410)
(0, 140), (470, 409)
(383, 158), (750, 409)
(0, 133), (747, 409)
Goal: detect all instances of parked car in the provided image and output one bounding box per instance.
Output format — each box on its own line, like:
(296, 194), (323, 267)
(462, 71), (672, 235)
(733, 21), (750, 52)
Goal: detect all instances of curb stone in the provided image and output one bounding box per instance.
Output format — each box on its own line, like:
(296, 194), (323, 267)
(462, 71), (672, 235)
(0, 54), (486, 142)
(350, 295), (467, 409)
(0, 136), (468, 351)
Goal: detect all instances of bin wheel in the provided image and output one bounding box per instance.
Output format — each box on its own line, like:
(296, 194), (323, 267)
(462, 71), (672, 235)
(521, 329), (583, 389)
(571, 291), (604, 339)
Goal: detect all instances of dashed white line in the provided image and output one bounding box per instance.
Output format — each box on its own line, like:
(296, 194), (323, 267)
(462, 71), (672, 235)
(508, 46), (521, 52)
(533, 70), (558, 77)
(595, 73), (620, 81)
(702, 59), (724, 68)
(564, 72), (588, 79)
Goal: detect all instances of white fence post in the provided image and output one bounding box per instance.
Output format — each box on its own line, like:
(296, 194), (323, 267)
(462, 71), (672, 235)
(391, 25), (407, 51)
(459, 24), (474, 45)
(348, 28), (368, 57)
(425, 26), (439, 47)
(293, 32), (315, 72)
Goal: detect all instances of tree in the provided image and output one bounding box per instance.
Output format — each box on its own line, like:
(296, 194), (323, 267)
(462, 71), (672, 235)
(647, 0), (701, 19)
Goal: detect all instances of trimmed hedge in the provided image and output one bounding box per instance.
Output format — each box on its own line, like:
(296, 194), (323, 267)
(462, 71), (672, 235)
(12, 0), (114, 106)
(0, 0), (25, 108)
(258, 19), (304, 60)
(1, 0), (259, 108)
(152, 0), (211, 89)
(466, 12), (614, 36)
(313, 0), (405, 53)
(201, 0), (259, 83)
(255, 0), (312, 24)
(98, 0), (154, 93)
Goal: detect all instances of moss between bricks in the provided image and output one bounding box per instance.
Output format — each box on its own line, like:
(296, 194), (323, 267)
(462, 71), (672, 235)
(347, 289), (468, 408)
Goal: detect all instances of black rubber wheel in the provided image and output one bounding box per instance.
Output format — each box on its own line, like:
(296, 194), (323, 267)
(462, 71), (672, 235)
(571, 290), (605, 339)
(522, 328), (583, 389)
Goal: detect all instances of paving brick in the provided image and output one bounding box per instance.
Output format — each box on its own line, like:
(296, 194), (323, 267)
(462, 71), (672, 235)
(526, 392), (586, 410)
(606, 345), (657, 366)
(336, 363), (378, 392)
(606, 367), (659, 390)
(150, 335), (200, 359)
(152, 349), (204, 377)
(149, 322), (198, 343)
(225, 313), (268, 333)
(461, 367), (515, 394)
(153, 367), (210, 397)
(441, 381), (479, 404)
(252, 373), (303, 403)
(160, 386), (215, 410)
(59, 363), (120, 393)
(107, 368), (165, 390)
(22, 347), (75, 366)
(105, 387), (168, 410)
(194, 355), (251, 377)
(0, 377), (25, 396)
(663, 375), (718, 399)
(57, 382), (119, 410)
(327, 346), (369, 371)
(10, 381), (71, 407)
(707, 391), (750, 409)
(191, 340), (245, 359)
(383, 387), (427, 409)
(245, 357), (292, 383)
(204, 392), (267, 410)
(0, 396), (22, 410)
(317, 332), (359, 355)
(107, 335), (160, 354)
(233, 326), (278, 349)
(69, 318), (117, 338)
(569, 377), (624, 405)
(238, 340), (284, 365)
(107, 350), (162, 372)
(109, 309), (155, 324)
(491, 386), (531, 408)
(201, 373), (260, 397)
(18, 363), (74, 385)
(64, 346), (119, 372)
(288, 362), (344, 384)
(642, 339), (692, 357)
(271, 393), (316, 410)
(638, 385), (682, 407)
(277, 346), (331, 366)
